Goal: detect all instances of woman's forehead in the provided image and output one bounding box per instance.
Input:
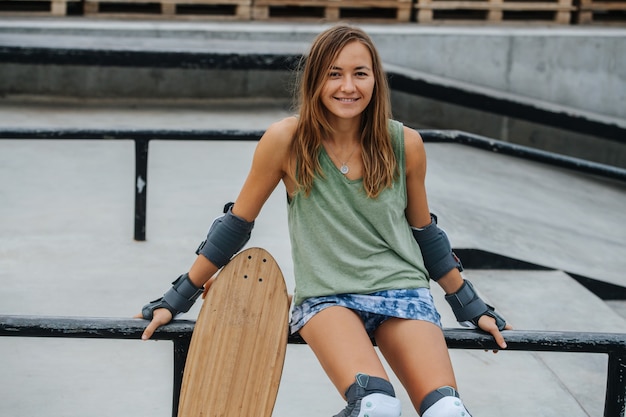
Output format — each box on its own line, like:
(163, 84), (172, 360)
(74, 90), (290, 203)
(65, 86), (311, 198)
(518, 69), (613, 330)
(331, 41), (373, 68)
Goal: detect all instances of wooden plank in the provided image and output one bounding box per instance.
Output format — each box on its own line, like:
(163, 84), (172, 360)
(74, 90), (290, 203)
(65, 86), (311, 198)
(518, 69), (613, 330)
(580, 0), (626, 9)
(252, 0), (411, 21)
(489, 0), (503, 21)
(415, 0), (574, 22)
(417, 1), (573, 10)
(579, 0), (626, 7)
(0, 0), (76, 15)
(83, 0), (251, 19)
(577, 0), (626, 23)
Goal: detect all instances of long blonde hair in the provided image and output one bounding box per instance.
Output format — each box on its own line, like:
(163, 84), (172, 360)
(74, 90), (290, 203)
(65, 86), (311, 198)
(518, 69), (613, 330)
(291, 24), (396, 198)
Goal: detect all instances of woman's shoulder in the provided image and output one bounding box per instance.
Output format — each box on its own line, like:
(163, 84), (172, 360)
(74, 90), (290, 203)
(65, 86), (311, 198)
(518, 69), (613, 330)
(400, 124), (426, 170)
(387, 120), (422, 144)
(264, 116), (298, 142)
(401, 124), (424, 153)
(252, 116), (299, 171)
(256, 116), (298, 155)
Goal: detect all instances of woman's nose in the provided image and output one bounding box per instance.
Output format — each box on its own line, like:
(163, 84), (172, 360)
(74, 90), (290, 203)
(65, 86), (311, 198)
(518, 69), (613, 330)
(341, 76), (355, 92)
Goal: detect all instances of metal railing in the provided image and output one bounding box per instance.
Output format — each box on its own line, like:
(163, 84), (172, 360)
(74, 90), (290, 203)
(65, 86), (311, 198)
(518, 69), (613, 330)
(2, 128), (624, 241)
(1, 315), (624, 417)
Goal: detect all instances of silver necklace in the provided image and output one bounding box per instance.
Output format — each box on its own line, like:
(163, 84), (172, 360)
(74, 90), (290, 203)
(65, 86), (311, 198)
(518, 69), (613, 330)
(326, 142), (359, 175)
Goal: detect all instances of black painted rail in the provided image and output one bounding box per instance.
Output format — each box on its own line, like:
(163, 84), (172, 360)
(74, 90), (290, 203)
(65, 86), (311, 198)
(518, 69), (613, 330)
(0, 315), (624, 417)
(2, 128), (624, 241)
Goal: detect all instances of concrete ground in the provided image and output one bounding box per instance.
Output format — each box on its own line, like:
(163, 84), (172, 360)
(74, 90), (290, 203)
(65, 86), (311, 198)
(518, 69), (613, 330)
(1, 97), (625, 417)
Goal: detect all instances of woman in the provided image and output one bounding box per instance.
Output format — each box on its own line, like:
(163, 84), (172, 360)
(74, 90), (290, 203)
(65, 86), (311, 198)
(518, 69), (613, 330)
(139, 24), (510, 417)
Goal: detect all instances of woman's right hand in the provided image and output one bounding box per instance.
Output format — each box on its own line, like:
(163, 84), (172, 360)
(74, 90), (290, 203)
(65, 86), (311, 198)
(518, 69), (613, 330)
(135, 272), (218, 340)
(134, 308), (173, 340)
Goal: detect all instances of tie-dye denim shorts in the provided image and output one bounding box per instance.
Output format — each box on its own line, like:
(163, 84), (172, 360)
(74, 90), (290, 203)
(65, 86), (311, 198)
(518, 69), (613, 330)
(289, 288), (442, 336)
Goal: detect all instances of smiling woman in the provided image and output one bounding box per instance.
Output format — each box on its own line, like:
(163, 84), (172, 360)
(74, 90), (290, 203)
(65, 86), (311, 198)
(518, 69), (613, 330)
(138, 23), (509, 417)
(291, 25), (396, 197)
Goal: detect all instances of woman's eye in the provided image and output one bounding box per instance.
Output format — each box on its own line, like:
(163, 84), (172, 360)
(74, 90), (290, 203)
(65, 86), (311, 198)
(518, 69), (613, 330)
(329, 72), (341, 78)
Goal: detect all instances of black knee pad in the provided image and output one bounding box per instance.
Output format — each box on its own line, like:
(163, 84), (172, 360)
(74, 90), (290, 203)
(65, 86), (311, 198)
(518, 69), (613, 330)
(334, 373), (401, 417)
(420, 386), (472, 417)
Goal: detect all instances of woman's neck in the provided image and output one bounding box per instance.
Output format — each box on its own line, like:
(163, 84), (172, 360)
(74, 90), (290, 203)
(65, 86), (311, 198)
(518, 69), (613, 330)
(326, 117), (361, 147)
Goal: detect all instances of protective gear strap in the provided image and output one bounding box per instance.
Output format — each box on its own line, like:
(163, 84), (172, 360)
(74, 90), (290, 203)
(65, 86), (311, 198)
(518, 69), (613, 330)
(411, 214), (463, 281)
(445, 279), (507, 331)
(196, 202), (254, 268)
(334, 373), (401, 417)
(141, 273), (204, 320)
(420, 386), (473, 417)
(419, 386), (460, 415)
(346, 373), (396, 401)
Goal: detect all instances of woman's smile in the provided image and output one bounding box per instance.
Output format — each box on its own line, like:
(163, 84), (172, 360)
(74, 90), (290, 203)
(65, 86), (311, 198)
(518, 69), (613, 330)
(321, 41), (375, 121)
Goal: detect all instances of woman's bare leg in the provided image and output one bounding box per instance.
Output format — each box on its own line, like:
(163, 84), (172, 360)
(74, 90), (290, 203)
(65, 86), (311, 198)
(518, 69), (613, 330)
(298, 306), (389, 397)
(375, 318), (457, 412)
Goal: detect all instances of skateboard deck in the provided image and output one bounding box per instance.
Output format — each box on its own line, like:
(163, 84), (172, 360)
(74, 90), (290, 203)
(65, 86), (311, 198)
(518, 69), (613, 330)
(178, 247), (290, 417)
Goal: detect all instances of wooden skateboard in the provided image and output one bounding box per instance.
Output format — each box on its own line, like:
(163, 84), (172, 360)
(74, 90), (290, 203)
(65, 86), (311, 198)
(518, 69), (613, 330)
(178, 247), (290, 417)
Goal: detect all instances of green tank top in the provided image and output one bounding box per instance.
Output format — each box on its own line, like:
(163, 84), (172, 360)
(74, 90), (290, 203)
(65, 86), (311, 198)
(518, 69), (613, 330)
(288, 120), (430, 306)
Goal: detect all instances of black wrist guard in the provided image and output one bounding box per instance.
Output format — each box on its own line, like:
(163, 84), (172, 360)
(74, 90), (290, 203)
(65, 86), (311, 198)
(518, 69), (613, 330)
(445, 279), (507, 331)
(141, 273), (204, 320)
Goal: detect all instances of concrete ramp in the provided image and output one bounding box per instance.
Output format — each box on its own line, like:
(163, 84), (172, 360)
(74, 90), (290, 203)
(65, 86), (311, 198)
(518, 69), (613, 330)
(432, 269), (626, 416)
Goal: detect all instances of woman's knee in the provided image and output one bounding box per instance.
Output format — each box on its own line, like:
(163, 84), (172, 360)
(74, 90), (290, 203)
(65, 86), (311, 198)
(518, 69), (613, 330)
(298, 307), (388, 396)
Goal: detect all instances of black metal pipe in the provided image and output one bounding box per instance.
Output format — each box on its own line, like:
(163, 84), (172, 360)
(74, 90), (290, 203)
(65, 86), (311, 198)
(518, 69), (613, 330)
(606, 353), (626, 417)
(1, 128), (622, 181)
(2, 315), (625, 354)
(1, 315), (625, 417)
(419, 129), (626, 182)
(172, 337), (191, 417)
(134, 138), (149, 241)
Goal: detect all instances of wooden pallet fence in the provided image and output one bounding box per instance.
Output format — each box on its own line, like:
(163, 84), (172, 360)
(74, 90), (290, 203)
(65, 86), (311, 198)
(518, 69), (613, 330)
(577, 0), (626, 23)
(252, 0), (412, 22)
(0, 0), (78, 15)
(83, 0), (251, 19)
(415, 0), (575, 23)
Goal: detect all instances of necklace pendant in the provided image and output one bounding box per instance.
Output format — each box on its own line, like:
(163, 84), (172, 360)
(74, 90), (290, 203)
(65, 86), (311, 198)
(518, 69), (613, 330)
(340, 164), (350, 174)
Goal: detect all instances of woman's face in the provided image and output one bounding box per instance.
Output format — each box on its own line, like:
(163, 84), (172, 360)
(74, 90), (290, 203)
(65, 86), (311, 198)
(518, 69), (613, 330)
(320, 41), (375, 123)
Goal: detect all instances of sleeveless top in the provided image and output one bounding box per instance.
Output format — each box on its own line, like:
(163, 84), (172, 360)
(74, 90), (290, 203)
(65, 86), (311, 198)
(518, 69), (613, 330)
(287, 120), (430, 306)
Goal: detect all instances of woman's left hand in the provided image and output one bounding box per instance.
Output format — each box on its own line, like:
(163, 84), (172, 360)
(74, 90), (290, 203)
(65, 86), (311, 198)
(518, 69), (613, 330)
(477, 314), (512, 352)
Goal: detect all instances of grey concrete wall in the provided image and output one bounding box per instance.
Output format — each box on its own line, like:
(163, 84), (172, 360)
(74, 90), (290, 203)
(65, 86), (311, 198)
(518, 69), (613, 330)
(366, 26), (626, 120)
(0, 65), (295, 100)
(0, 21), (624, 120)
